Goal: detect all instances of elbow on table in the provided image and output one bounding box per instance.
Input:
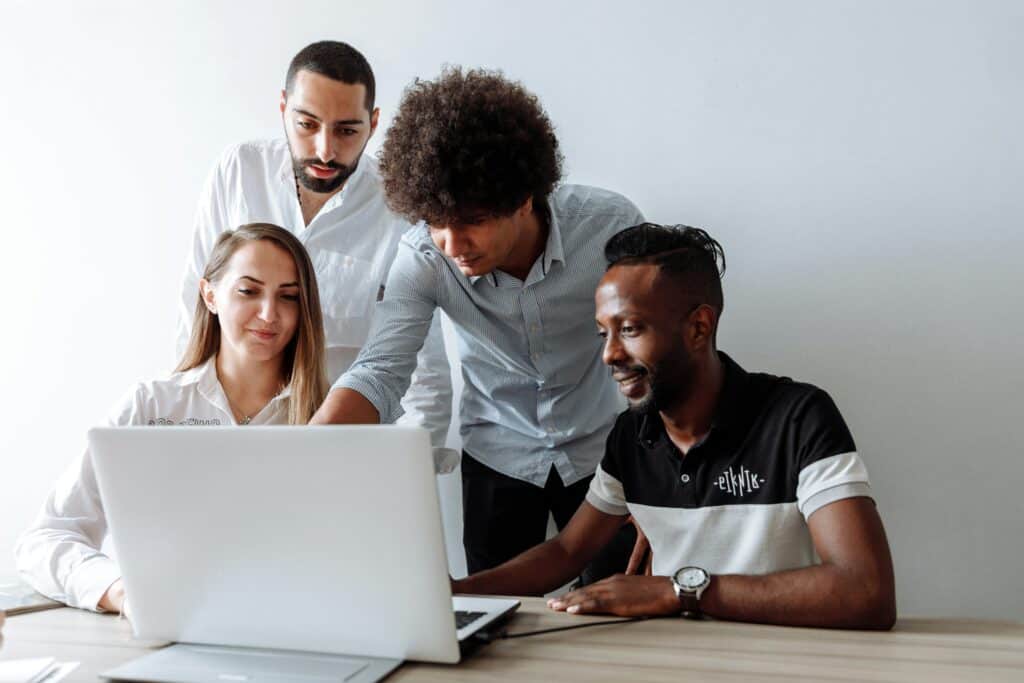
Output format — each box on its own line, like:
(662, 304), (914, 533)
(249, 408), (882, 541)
(847, 575), (897, 631)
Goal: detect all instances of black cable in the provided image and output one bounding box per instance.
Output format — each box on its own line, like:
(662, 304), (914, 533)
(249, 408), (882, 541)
(476, 616), (649, 642)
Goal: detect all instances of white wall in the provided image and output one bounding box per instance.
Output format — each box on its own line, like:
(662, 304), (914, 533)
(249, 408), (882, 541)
(1, 0), (1021, 619)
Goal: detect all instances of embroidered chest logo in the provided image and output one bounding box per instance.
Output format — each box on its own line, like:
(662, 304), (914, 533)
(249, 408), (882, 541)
(147, 417), (222, 426)
(714, 465), (766, 498)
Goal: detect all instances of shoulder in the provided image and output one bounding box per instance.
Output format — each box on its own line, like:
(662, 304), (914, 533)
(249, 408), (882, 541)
(108, 368), (207, 426)
(209, 138), (286, 179)
(551, 184), (644, 222)
(398, 221), (439, 256)
(755, 375), (856, 469)
(762, 377), (846, 428)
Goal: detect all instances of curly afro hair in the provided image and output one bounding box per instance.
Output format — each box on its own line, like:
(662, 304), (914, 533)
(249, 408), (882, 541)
(379, 66), (563, 226)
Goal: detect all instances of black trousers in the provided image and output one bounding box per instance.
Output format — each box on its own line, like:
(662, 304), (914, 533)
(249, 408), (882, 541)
(461, 452), (636, 586)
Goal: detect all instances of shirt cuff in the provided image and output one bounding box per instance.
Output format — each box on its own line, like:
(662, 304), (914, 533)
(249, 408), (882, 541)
(332, 375), (396, 424)
(68, 556), (122, 612)
(801, 481), (874, 519)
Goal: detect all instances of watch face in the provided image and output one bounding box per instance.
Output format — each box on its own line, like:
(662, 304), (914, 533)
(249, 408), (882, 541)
(679, 567), (708, 590)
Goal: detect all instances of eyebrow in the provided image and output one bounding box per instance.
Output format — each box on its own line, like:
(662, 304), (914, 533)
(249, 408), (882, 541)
(238, 276), (300, 287)
(292, 107), (365, 126)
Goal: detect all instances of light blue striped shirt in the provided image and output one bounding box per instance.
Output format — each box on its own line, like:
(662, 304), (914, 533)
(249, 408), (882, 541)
(335, 185), (644, 486)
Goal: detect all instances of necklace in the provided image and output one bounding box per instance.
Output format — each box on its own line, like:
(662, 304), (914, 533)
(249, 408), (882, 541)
(225, 381), (287, 425)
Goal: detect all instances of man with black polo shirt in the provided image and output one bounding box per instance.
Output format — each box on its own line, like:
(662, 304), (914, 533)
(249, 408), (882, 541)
(454, 224), (897, 630)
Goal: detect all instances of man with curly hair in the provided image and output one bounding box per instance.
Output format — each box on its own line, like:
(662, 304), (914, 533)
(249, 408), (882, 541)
(313, 67), (645, 581)
(177, 40), (452, 456)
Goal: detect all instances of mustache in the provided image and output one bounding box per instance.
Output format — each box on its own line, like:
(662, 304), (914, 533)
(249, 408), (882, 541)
(610, 364), (648, 381)
(298, 158), (345, 170)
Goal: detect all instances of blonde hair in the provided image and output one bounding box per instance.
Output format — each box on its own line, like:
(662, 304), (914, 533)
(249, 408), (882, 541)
(176, 223), (328, 424)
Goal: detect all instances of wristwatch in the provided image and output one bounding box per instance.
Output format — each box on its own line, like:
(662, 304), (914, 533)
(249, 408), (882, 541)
(671, 566), (711, 618)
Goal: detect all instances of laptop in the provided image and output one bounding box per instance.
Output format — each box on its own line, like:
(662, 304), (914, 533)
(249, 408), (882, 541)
(89, 426), (520, 682)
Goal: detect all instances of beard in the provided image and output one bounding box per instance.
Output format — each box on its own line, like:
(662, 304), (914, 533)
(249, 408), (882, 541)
(291, 154), (360, 194)
(618, 347), (697, 415)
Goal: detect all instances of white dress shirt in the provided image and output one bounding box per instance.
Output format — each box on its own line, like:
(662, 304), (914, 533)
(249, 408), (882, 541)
(177, 139), (452, 446)
(14, 358), (289, 612)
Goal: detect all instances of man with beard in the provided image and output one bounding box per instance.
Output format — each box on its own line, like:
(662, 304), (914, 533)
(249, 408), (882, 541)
(451, 224), (897, 630)
(178, 41), (451, 448)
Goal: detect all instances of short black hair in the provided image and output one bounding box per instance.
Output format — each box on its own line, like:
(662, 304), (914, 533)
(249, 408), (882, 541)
(604, 223), (726, 314)
(378, 66), (563, 226)
(284, 41), (376, 112)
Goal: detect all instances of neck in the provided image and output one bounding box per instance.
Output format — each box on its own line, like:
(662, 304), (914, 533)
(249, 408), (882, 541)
(500, 205), (547, 281)
(659, 352), (724, 455)
(215, 351), (284, 418)
(297, 183), (344, 226)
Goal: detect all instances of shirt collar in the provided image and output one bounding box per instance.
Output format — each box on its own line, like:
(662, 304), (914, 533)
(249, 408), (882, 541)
(636, 351), (750, 448)
(468, 195), (563, 286)
(177, 355), (292, 412)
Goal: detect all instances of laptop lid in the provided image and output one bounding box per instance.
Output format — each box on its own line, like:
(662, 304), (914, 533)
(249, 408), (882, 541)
(90, 426), (462, 664)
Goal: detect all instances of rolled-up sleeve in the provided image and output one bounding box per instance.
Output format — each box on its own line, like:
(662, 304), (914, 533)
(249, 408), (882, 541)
(14, 387), (142, 611)
(334, 235), (441, 425)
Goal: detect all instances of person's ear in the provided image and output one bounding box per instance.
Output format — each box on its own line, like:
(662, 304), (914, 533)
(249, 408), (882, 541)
(687, 304), (717, 352)
(280, 90), (288, 117)
(368, 107), (381, 137)
(199, 279), (218, 315)
(517, 195), (534, 218)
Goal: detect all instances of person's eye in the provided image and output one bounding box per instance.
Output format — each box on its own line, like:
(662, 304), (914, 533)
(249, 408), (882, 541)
(596, 329), (608, 339)
(281, 293), (300, 302)
(237, 288), (256, 296)
(296, 120), (316, 130)
(621, 325), (640, 336)
(338, 128), (358, 136)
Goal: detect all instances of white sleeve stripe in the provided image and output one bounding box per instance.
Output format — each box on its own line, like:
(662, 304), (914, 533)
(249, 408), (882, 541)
(585, 464), (629, 516)
(801, 482), (874, 518)
(797, 451), (870, 512)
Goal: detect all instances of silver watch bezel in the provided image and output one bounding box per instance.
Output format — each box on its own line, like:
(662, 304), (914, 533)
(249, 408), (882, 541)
(672, 566), (711, 601)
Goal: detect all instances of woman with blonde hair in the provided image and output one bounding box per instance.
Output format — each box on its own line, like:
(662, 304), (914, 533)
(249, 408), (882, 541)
(15, 223), (327, 614)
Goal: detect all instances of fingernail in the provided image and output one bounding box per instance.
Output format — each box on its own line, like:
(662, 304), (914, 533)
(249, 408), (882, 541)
(567, 605), (579, 613)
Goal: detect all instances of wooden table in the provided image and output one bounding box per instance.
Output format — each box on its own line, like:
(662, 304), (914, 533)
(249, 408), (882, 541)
(2, 598), (1022, 681)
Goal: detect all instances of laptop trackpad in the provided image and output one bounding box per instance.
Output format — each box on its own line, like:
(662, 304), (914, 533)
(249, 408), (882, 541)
(102, 643), (403, 683)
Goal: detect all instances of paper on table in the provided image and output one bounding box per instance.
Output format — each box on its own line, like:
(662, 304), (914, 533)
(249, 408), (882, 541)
(0, 658), (79, 683)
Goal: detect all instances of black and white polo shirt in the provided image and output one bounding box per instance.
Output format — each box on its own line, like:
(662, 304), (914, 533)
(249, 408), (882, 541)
(585, 352), (872, 577)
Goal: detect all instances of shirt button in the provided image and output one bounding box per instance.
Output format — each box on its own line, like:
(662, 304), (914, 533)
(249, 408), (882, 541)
(680, 474), (691, 484)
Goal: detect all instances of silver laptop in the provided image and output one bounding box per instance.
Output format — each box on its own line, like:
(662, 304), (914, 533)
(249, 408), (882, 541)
(89, 426), (519, 682)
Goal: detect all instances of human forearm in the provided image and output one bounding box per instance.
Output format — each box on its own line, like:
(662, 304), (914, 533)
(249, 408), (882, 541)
(309, 388), (381, 425)
(701, 563), (896, 630)
(454, 536), (588, 597)
(455, 503), (625, 597)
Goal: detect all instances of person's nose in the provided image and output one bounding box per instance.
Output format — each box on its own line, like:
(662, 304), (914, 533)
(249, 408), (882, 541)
(444, 230), (472, 259)
(602, 332), (626, 367)
(315, 129), (336, 164)
(258, 295), (279, 324)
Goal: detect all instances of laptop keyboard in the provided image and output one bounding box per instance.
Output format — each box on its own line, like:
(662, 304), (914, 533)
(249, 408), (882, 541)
(455, 610), (487, 630)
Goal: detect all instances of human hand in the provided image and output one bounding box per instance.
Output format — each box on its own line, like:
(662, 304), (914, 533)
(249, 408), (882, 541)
(547, 574), (678, 617)
(98, 578), (126, 614)
(624, 516), (652, 575)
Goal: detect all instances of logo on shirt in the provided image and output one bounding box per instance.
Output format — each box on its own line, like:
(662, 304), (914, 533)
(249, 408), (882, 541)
(714, 465), (765, 498)
(147, 417), (222, 426)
